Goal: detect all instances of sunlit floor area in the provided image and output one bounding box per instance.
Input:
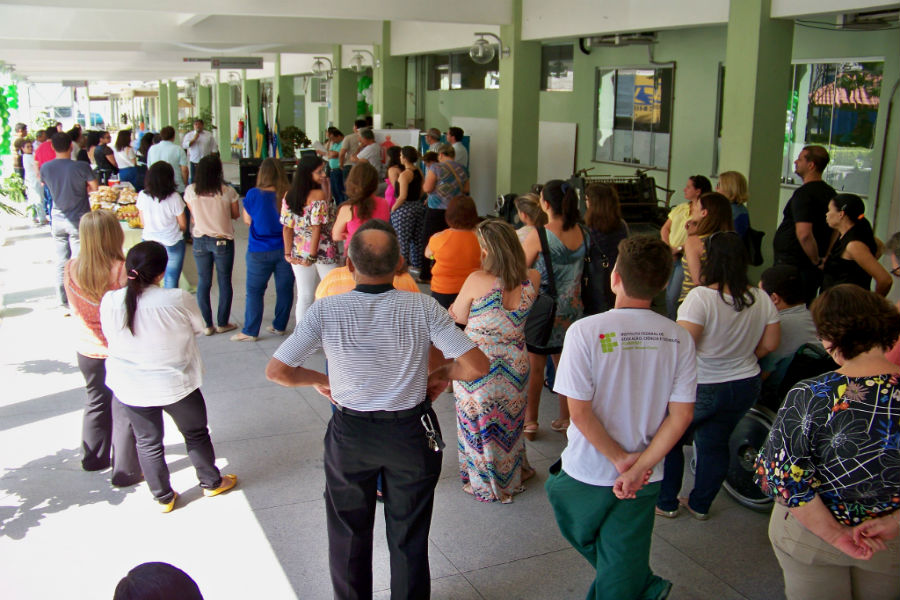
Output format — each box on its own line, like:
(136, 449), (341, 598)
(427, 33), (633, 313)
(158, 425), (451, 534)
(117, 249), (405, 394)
(0, 187), (785, 599)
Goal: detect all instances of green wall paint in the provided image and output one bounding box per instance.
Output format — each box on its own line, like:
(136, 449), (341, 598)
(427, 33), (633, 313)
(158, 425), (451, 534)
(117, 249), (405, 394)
(167, 81), (178, 131)
(158, 81), (169, 128)
(215, 83), (231, 158)
(332, 46), (359, 132)
(375, 22), (407, 128)
(277, 75), (294, 128)
(198, 85), (212, 118)
(245, 79), (260, 155)
(720, 0), (793, 270)
(424, 90), (498, 132)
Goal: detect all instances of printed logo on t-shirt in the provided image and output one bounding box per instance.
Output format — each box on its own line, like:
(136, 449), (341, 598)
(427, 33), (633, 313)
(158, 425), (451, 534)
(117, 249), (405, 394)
(599, 332), (618, 353)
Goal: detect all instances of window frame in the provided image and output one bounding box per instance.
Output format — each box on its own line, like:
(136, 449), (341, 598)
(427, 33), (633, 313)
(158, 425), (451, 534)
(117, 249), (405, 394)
(592, 62), (676, 171)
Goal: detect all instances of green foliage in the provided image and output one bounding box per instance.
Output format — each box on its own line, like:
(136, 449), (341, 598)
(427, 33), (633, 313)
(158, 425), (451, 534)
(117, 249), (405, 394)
(178, 107), (217, 133)
(0, 172), (26, 216)
(279, 126), (311, 159)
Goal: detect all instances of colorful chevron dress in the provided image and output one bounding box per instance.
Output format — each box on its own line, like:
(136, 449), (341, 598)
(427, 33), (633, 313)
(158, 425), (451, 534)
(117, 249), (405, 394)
(454, 278), (536, 503)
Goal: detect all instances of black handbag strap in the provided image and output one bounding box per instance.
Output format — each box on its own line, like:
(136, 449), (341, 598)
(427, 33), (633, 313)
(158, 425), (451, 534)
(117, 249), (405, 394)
(537, 226), (558, 299)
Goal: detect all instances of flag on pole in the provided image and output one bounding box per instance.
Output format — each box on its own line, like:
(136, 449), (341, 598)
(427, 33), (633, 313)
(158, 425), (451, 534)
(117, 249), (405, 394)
(256, 93), (267, 159)
(245, 95), (253, 158)
(272, 94), (281, 159)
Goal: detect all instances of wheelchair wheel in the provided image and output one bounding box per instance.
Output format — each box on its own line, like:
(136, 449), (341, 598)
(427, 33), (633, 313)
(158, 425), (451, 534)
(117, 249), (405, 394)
(723, 405), (776, 512)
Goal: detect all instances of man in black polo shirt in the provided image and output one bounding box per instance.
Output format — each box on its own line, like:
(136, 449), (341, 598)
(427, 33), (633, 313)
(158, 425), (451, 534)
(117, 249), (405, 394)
(41, 132), (98, 309)
(772, 145), (836, 303)
(266, 221), (489, 600)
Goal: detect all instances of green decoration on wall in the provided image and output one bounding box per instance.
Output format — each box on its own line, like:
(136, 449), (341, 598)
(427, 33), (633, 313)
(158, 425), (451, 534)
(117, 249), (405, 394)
(357, 75), (373, 117)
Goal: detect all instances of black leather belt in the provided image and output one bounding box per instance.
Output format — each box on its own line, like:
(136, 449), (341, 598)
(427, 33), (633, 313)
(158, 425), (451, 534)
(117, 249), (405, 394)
(338, 400), (429, 420)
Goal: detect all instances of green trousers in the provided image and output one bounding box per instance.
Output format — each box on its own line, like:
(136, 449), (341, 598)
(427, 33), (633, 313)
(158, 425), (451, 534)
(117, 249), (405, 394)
(545, 461), (671, 600)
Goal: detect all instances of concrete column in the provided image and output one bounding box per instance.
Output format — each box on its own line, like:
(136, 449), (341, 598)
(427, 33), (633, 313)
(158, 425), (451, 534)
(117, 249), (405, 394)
(374, 21), (406, 128)
(277, 75), (294, 129)
(331, 45), (358, 131)
(496, 0), (541, 196)
(272, 53), (282, 134)
(216, 83), (231, 160)
(719, 0), (793, 268)
(167, 81), (179, 132)
(156, 85), (167, 128)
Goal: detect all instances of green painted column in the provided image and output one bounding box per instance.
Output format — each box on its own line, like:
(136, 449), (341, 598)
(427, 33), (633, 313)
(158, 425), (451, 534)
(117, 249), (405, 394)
(332, 45), (358, 131)
(158, 81), (169, 127)
(496, 0), (541, 196)
(167, 81), (179, 131)
(277, 76), (295, 129)
(198, 85), (212, 119)
(719, 0), (793, 268)
(374, 21), (406, 128)
(245, 78), (260, 155)
(216, 83), (231, 159)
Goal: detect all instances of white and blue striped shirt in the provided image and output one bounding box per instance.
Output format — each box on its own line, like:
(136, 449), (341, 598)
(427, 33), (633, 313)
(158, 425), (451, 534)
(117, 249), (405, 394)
(273, 284), (476, 411)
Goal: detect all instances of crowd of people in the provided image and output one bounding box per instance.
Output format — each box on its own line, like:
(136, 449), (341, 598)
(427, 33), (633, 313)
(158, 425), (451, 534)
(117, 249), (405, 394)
(22, 118), (900, 600)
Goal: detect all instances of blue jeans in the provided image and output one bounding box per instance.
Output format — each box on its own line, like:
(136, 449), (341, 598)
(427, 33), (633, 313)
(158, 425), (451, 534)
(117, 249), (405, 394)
(193, 235), (235, 328)
(243, 250), (295, 336)
(161, 239), (186, 289)
(658, 374), (761, 514)
(52, 216), (80, 305)
(329, 167), (346, 205)
(665, 258), (685, 320)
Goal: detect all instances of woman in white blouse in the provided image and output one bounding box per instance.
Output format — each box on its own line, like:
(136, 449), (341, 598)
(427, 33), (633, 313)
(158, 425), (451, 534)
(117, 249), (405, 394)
(100, 241), (237, 513)
(136, 161), (187, 288)
(112, 129), (140, 189)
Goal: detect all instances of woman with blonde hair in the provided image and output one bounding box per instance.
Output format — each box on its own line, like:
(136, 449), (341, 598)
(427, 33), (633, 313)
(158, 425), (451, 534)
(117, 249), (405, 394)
(63, 210), (140, 485)
(232, 158), (295, 341)
(716, 171), (750, 238)
(514, 193), (547, 245)
(450, 219), (541, 502)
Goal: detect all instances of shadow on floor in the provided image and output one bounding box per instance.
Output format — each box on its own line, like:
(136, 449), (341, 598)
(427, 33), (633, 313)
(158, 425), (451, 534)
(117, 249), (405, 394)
(15, 359), (79, 376)
(0, 447), (141, 540)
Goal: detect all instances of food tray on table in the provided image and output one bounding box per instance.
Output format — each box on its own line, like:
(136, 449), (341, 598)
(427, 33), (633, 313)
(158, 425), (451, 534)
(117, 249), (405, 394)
(90, 185), (142, 228)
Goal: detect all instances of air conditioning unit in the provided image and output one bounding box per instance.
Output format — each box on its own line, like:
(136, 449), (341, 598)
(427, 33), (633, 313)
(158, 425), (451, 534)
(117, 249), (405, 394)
(310, 77), (329, 103)
(840, 9), (899, 28)
(584, 32), (657, 48)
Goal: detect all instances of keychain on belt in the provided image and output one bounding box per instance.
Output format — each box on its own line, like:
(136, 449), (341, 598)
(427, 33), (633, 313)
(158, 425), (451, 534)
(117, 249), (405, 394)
(421, 414), (445, 453)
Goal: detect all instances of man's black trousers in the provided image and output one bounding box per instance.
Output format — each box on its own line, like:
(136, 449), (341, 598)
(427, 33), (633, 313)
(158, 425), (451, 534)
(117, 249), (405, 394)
(324, 405), (443, 600)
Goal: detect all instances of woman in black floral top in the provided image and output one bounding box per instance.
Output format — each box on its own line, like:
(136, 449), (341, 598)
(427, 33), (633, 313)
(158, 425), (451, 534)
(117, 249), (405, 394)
(755, 284), (900, 599)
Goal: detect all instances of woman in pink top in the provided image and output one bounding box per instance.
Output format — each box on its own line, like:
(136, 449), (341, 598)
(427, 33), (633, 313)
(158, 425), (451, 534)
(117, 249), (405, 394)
(63, 210), (140, 486)
(333, 163), (390, 243)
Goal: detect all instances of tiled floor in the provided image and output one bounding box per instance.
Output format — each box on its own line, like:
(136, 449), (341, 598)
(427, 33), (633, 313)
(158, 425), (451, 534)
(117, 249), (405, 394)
(0, 178), (786, 599)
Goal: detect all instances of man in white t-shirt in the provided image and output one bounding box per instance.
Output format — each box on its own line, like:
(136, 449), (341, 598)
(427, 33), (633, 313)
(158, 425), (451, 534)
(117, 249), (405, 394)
(181, 118), (218, 183)
(546, 236), (696, 600)
(351, 129), (382, 176)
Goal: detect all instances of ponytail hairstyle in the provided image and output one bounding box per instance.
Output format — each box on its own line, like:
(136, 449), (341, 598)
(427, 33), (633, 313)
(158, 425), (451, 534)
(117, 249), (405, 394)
(76, 210), (125, 302)
(833, 193), (876, 253)
(285, 154), (324, 216)
(123, 242), (168, 334)
(514, 193), (547, 227)
(344, 162), (380, 221)
(700, 231), (755, 312)
(541, 179), (579, 230)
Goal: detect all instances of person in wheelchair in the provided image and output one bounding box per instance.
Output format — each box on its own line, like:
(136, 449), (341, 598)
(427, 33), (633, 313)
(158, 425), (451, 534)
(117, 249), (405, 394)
(758, 265), (822, 397)
(756, 284), (900, 600)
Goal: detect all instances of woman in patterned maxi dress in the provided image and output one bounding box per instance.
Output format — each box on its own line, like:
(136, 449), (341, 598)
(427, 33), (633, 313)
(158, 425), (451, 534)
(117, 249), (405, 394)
(450, 220), (541, 503)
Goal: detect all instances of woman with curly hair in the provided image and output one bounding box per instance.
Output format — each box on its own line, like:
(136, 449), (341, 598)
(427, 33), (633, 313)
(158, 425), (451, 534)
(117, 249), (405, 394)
(756, 284), (900, 600)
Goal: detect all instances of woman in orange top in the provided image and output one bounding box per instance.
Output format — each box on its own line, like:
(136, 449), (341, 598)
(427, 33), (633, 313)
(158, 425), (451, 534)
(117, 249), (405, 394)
(425, 195), (482, 310)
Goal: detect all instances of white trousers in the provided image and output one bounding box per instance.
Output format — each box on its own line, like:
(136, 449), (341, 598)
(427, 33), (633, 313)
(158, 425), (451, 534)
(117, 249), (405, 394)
(291, 262), (337, 325)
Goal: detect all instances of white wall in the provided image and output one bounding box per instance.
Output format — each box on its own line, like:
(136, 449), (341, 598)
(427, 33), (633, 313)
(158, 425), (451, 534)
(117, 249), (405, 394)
(772, 0), (900, 17)
(521, 0), (729, 40)
(390, 21), (501, 56)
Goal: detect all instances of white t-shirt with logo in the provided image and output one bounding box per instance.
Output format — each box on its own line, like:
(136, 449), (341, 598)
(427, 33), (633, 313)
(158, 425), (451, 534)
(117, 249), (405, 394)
(677, 286), (779, 384)
(554, 308), (697, 487)
(136, 190), (186, 247)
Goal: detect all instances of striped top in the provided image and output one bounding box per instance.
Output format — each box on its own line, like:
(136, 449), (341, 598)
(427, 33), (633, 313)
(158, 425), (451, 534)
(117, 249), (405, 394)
(273, 284), (476, 411)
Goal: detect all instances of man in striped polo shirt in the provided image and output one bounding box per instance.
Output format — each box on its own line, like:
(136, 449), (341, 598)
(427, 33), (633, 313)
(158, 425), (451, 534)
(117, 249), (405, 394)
(266, 221), (489, 599)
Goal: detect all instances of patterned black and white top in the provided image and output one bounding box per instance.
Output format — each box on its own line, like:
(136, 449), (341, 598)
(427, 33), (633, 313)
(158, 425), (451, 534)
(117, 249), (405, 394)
(755, 371), (900, 525)
(273, 283), (476, 411)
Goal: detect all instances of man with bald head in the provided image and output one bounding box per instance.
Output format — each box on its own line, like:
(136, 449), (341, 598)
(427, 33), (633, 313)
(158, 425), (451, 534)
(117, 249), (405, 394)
(266, 220), (489, 599)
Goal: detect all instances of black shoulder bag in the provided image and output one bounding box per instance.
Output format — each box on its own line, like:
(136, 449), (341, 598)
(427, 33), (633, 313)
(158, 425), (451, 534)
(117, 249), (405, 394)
(579, 225), (612, 315)
(525, 227), (558, 352)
